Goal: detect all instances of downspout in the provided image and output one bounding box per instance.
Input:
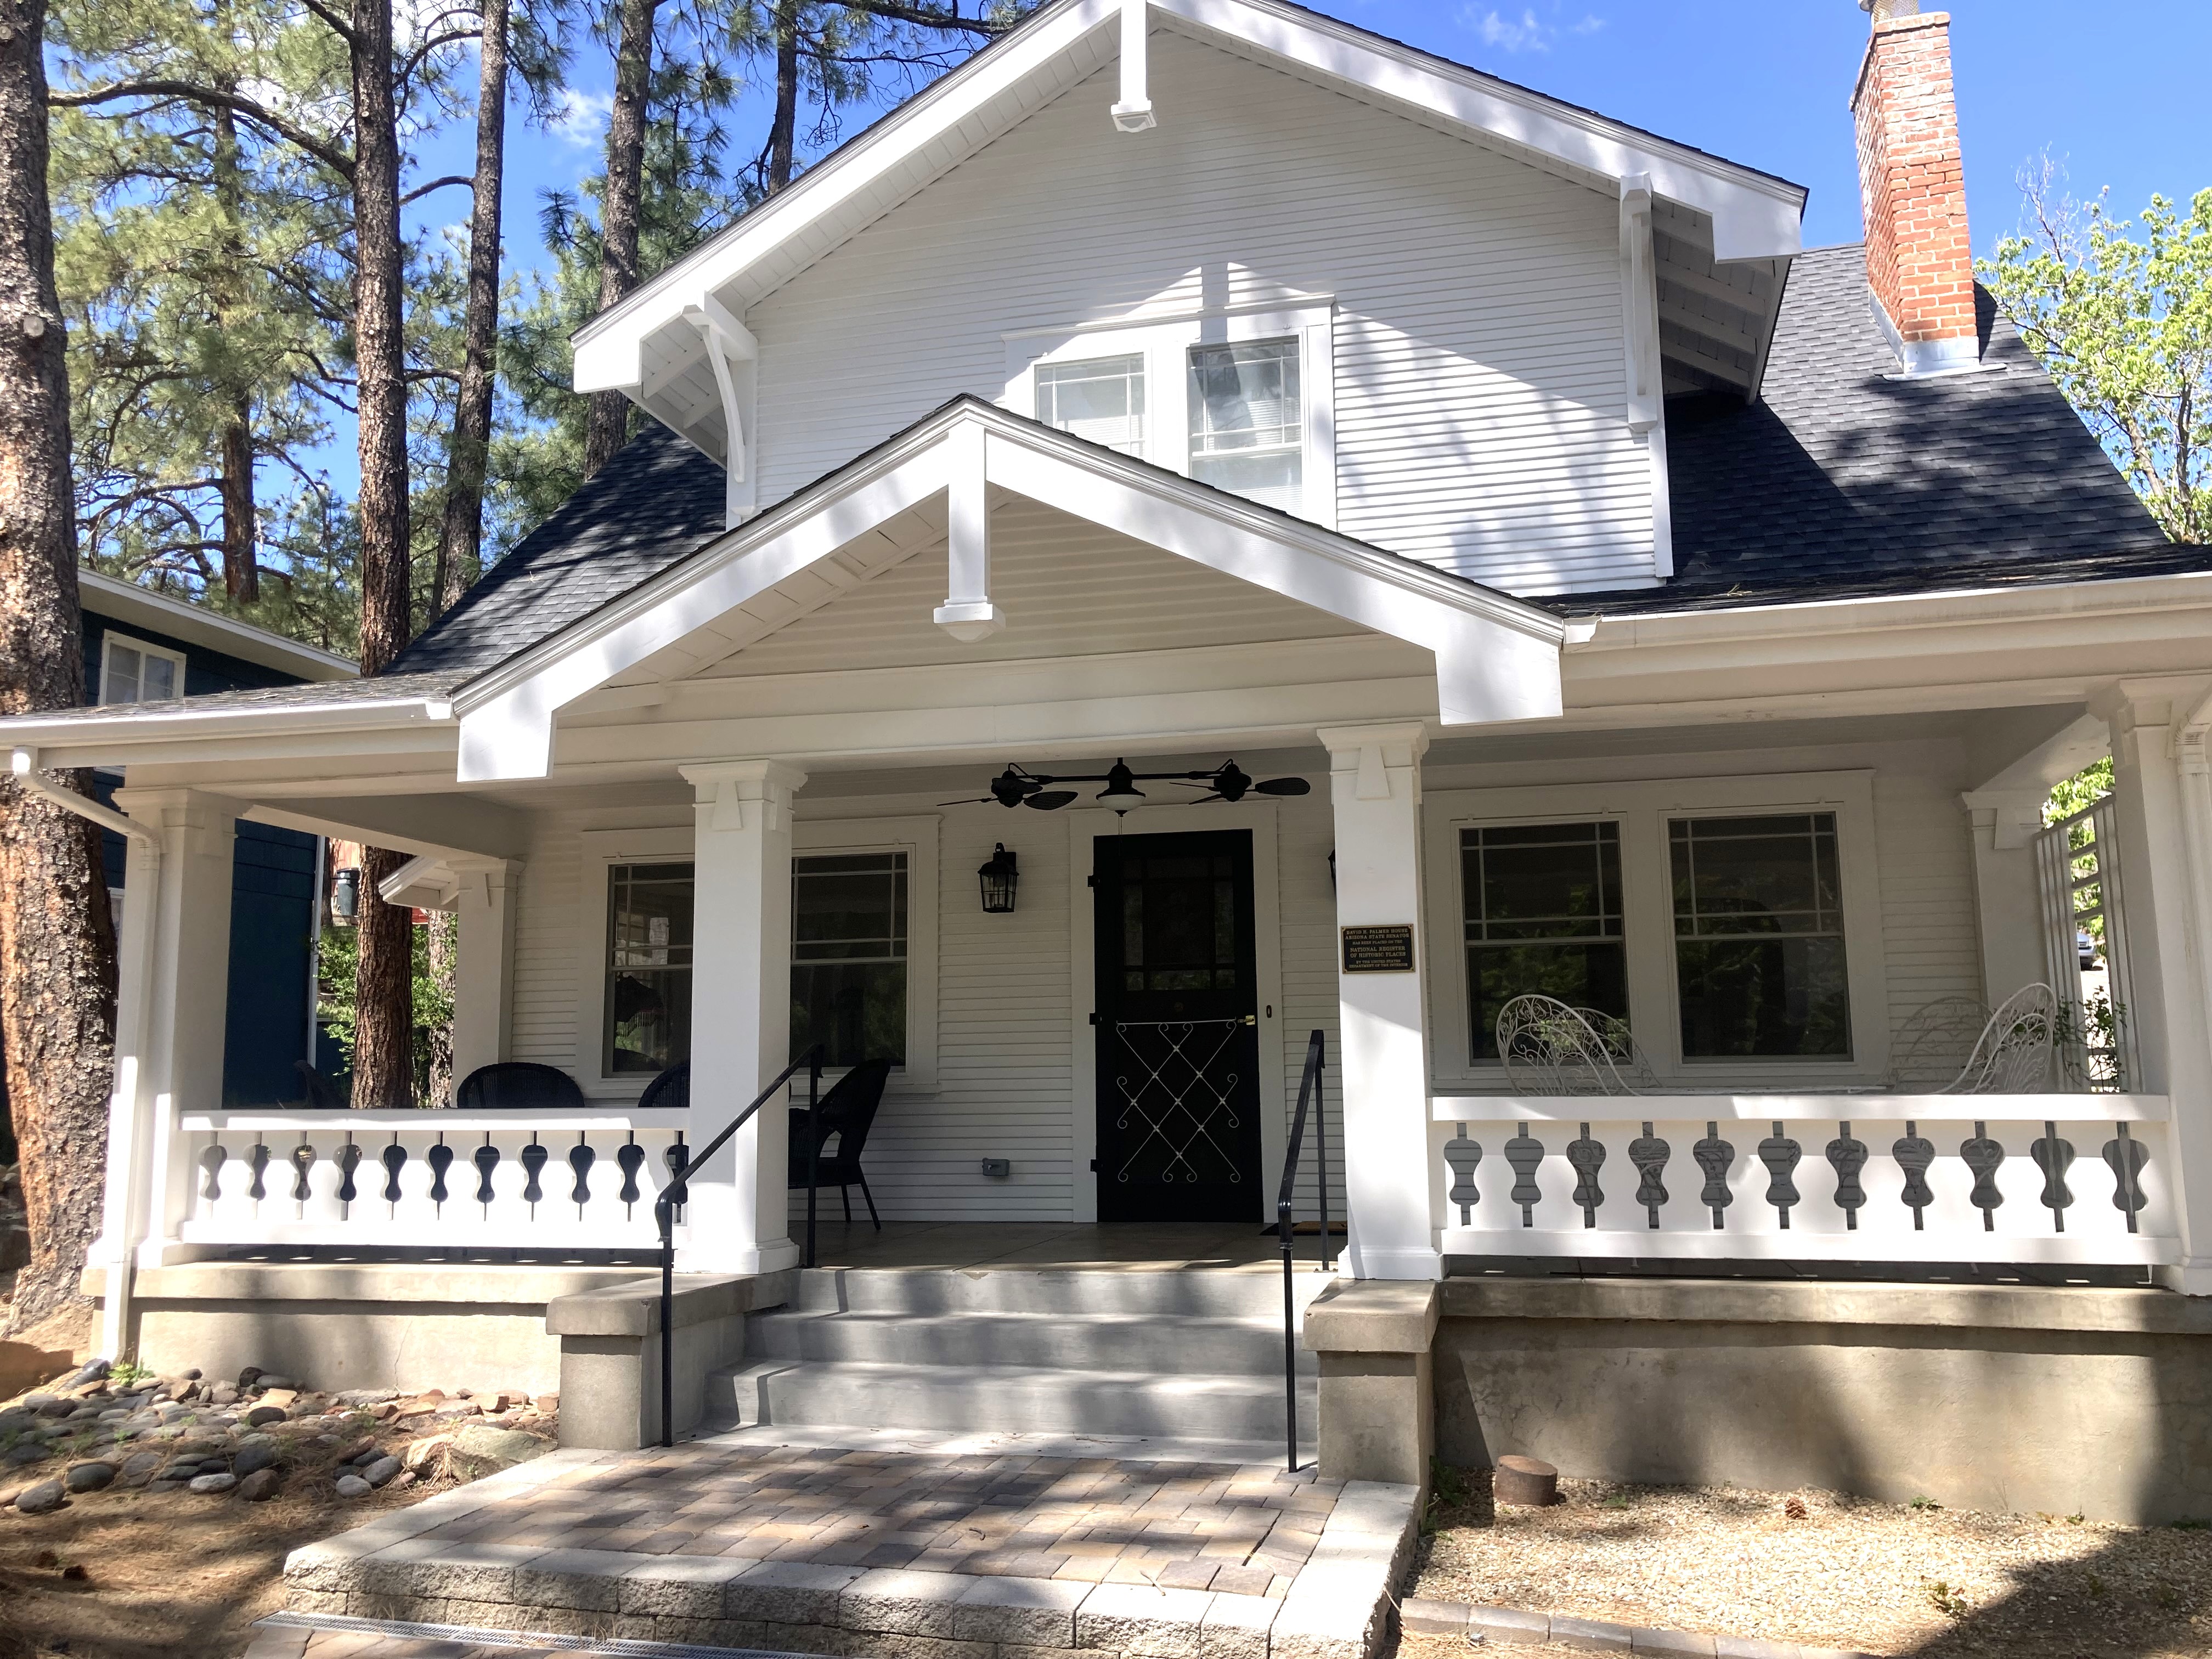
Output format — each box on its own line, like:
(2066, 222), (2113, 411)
(10, 748), (160, 1362)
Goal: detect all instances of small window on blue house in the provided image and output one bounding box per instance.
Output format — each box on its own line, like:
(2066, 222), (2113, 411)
(100, 633), (184, 704)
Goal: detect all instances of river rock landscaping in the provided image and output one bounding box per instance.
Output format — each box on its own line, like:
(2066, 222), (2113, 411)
(0, 1355), (559, 1657)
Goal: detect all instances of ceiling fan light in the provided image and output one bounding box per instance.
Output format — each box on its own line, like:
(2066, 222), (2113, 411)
(1097, 759), (1146, 814)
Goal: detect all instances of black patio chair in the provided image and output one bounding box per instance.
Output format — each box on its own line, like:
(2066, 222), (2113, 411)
(788, 1058), (892, 1229)
(636, 1060), (689, 1112)
(454, 1061), (587, 1111)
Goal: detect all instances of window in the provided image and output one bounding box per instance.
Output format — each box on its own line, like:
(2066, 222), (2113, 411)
(604, 863), (693, 1075)
(1036, 354), (1146, 455)
(1462, 823), (1627, 1060)
(1671, 814), (1850, 1058)
(791, 853), (908, 1069)
(1188, 338), (1301, 511)
(100, 634), (184, 704)
(1120, 850), (1239, 993)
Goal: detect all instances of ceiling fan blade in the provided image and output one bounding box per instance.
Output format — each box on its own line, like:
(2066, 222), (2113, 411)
(1189, 791), (1228, 805)
(1255, 777), (1312, 797)
(1024, 791), (1080, 810)
(936, 797), (998, 806)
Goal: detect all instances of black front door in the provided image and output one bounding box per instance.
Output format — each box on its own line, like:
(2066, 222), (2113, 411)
(1093, 830), (1263, 1223)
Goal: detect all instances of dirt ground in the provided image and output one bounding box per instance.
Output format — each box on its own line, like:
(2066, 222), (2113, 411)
(1409, 1466), (2212, 1658)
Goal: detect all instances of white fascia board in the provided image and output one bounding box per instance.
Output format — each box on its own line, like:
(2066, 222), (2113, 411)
(80, 569), (358, 681)
(0, 695), (451, 755)
(570, 0), (1803, 400)
(453, 403), (1565, 782)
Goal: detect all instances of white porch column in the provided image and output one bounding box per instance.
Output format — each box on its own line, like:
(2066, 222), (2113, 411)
(1960, 789), (2051, 1004)
(448, 857), (521, 1081)
(1318, 722), (1437, 1281)
(2097, 687), (2212, 1294)
(678, 759), (807, 1273)
(94, 790), (234, 1331)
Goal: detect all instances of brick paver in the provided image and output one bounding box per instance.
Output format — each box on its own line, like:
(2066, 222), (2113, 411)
(400, 1442), (1340, 1594)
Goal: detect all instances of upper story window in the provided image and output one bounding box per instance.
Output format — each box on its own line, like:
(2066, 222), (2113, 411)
(1036, 354), (1146, 456)
(1189, 339), (1301, 511)
(100, 633), (184, 704)
(1006, 300), (1336, 529)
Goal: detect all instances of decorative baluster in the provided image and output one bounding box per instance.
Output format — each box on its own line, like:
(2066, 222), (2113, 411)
(247, 1142), (270, 1203)
(1692, 1122), (1735, 1230)
(1894, 1121), (1936, 1232)
(520, 1138), (549, 1208)
(1758, 1122), (1802, 1231)
(380, 1139), (408, 1205)
(665, 1135), (691, 1220)
(289, 1143), (317, 1205)
(616, 1139), (647, 1208)
(198, 1145), (227, 1205)
(427, 1139), (454, 1206)
(335, 1140), (362, 1208)
(1826, 1122), (1868, 1232)
(1628, 1123), (1669, 1230)
(569, 1137), (596, 1210)
(473, 1139), (502, 1207)
(2103, 1125), (2149, 1234)
(1442, 1126), (1482, 1224)
(2030, 1121), (2075, 1233)
(1566, 1124), (1606, 1229)
(1504, 1124), (1544, 1228)
(1960, 1121), (2005, 1232)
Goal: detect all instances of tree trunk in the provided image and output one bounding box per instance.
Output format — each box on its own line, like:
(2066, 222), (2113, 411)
(0, 0), (119, 1334)
(581, 0), (658, 478)
(424, 909), (455, 1105)
(431, 0), (506, 614)
(348, 0), (414, 1109)
(212, 100), (258, 603)
(766, 0), (799, 195)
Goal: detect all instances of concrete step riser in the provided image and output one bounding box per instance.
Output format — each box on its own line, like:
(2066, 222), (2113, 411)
(794, 1267), (1333, 1318)
(746, 1312), (1320, 1376)
(712, 1362), (1317, 1443)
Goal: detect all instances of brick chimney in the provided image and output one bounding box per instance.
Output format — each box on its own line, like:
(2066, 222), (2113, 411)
(1850, 2), (1980, 376)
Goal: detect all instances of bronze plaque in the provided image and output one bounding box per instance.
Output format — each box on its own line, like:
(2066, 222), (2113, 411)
(1341, 924), (1416, 974)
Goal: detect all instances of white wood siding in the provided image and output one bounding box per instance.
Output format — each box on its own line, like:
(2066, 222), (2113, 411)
(747, 27), (1654, 595)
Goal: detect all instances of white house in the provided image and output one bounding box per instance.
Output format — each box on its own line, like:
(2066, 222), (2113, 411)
(13, 0), (2212, 1520)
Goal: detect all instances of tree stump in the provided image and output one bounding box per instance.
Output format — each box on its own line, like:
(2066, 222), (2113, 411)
(1493, 1454), (1558, 1506)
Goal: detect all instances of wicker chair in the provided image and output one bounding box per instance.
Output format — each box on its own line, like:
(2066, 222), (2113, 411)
(788, 1059), (894, 1228)
(454, 1062), (588, 1111)
(1940, 982), (2059, 1095)
(1496, 995), (1639, 1096)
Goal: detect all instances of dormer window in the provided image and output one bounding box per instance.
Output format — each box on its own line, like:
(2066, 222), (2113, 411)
(1188, 339), (1301, 511)
(1036, 354), (1146, 456)
(99, 633), (184, 704)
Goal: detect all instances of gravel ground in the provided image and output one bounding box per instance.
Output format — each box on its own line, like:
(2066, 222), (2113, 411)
(1409, 1466), (2212, 1657)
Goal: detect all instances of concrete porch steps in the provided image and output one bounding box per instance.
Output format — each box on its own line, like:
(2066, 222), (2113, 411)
(705, 1265), (1327, 1446)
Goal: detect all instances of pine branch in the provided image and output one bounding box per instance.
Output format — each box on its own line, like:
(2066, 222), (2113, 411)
(399, 173), (476, 206)
(49, 80), (356, 177)
(834, 1), (1011, 35)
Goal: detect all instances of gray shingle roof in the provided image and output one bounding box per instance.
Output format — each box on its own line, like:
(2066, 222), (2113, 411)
(1538, 243), (2194, 616)
(388, 423), (729, 676)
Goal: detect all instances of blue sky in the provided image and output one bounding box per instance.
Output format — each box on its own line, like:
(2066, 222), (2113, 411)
(382, 0), (2209, 497)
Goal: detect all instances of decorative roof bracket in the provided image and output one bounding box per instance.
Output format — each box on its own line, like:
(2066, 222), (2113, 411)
(1111, 0), (1156, 132)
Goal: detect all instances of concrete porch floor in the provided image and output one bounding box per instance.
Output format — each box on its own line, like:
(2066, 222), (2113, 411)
(790, 1221), (1341, 1273)
(276, 1423), (1414, 1659)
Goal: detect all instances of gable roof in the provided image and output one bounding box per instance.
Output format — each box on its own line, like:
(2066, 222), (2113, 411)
(571, 0), (1808, 453)
(1543, 244), (2198, 617)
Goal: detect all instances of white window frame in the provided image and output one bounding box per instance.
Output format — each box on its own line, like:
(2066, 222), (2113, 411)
(1423, 772), (1891, 1093)
(1003, 297), (1337, 530)
(99, 631), (187, 706)
(572, 817), (941, 1100)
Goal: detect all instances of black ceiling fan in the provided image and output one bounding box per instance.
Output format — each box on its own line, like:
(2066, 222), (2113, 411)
(941, 759), (1311, 815)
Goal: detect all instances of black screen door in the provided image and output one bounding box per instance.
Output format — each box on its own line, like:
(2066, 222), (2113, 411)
(1093, 830), (1263, 1222)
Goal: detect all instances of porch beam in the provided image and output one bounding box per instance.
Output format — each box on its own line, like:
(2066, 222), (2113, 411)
(677, 759), (808, 1274)
(1318, 721), (1438, 1281)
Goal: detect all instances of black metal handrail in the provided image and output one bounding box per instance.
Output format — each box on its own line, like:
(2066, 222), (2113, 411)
(653, 1044), (824, 1447)
(1274, 1029), (1330, 1473)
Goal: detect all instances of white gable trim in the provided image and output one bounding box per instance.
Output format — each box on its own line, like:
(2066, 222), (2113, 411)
(572, 0), (1804, 403)
(452, 401), (1565, 783)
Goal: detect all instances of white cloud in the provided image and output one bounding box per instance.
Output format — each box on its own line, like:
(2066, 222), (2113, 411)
(542, 87), (615, 150)
(1460, 4), (1606, 54)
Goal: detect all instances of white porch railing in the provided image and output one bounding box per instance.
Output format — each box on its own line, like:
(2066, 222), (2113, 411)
(1430, 1094), (2176, 1266)
(177, 1110), (689, 1249)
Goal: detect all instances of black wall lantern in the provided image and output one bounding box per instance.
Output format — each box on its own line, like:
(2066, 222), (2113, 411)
(978, 843), (1019, 913)
(332, 865), (361, 923)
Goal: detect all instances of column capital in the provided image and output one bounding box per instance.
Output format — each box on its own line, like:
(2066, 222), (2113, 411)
(680, 759), (809, 835)
(1960, 789), (2045, 851)
(1318, 724), (1427, 806)
(1316, 722), (1430, 764)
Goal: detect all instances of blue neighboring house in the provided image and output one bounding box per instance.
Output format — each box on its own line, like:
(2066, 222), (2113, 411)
(78, 571), (358, 1109)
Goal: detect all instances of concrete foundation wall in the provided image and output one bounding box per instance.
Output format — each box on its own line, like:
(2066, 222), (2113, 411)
(1435, 1278), (2212, 1526)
